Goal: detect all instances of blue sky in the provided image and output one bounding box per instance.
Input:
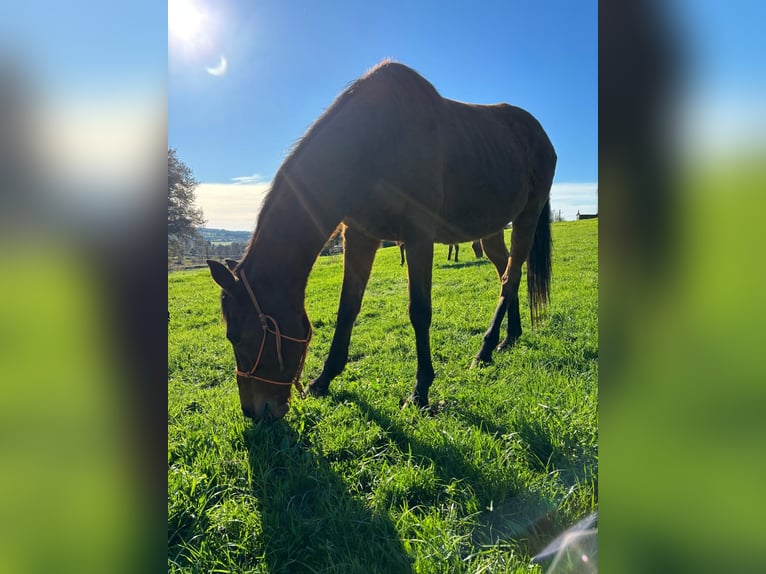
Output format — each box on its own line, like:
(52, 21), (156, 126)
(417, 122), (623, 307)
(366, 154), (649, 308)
(169, 0), (597, 229)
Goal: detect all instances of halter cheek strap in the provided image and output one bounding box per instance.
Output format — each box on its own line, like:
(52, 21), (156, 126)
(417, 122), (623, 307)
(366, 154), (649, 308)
(236, 272), (313, 398)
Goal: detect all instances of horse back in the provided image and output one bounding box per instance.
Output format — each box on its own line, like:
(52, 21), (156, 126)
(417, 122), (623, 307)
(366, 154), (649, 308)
(436, 101), (556, 241)
(286, 61), (554, 243)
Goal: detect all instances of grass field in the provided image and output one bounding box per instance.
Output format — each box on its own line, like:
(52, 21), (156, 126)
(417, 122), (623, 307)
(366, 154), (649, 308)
(168, 219), (598, 573)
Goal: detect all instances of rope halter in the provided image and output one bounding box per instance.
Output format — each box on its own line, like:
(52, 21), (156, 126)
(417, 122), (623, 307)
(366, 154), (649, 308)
(235, 271), (313, 398)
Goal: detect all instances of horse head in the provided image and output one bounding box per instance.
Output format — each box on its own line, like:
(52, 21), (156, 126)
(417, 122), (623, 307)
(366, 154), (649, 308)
(207, 259), (311, 421)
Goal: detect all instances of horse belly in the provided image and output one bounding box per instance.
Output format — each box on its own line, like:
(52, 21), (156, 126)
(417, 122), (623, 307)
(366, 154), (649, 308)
(436, 165), (528, 242)
(345, 180), (444, 241)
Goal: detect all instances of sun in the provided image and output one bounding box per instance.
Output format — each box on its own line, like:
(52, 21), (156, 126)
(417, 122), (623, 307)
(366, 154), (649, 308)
(169, 0), (205, 43)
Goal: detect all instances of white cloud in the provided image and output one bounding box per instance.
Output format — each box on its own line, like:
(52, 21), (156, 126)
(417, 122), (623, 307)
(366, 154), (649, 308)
(231, 173), (268, 185)
(194, 181), (270, 231)
(550, 182), (598, 220)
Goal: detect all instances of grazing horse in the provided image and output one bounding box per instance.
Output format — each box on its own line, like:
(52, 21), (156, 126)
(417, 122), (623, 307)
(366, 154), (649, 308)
(446, 240), (483, 262)
(403, 240), (482, 265)
(207, 60), (556, 420)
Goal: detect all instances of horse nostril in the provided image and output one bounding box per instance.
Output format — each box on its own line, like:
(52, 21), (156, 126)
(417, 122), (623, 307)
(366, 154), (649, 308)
(242, 406), (255, 419)
(262, 403), (274, 422)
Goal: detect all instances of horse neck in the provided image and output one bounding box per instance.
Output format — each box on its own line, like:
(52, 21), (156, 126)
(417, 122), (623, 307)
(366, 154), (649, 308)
(239, 172), (339, 315)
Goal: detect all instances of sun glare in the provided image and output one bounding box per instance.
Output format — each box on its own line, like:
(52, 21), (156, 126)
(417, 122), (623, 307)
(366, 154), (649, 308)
(169, 0), (205, 43)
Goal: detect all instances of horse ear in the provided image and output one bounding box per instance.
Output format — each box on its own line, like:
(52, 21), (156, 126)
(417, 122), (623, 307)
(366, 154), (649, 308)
(224, 258), (239, 271)
(207, 259), (237, 296)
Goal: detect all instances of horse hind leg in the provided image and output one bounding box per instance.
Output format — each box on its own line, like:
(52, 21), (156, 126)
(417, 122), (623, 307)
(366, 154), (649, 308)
(499, 201), (551, 350)
(473, 231), (510, 365)
(308, 226), (379, 397)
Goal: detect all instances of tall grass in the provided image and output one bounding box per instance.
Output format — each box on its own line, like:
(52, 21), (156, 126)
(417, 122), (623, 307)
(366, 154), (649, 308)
(169, 220), (597, 573)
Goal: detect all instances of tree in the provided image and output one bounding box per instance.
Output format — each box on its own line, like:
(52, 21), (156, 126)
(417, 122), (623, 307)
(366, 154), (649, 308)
(168, 148), (205, 256)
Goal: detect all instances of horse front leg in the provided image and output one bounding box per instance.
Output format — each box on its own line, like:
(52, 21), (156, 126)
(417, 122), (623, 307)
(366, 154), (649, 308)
(402, 238), (435, 408)
(308, 226), (379, 397)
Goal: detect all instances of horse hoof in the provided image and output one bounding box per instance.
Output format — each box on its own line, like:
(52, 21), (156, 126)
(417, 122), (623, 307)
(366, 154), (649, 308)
(401, 396), (447, 417)
(471, 356), (492, 368)
(307, 381), (329, 397)
(400, 394), (429, 411)
(497, 338), (517, 351)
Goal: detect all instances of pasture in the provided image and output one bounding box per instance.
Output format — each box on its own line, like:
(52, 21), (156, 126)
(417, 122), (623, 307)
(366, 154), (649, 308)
(168, 219), (597, 573)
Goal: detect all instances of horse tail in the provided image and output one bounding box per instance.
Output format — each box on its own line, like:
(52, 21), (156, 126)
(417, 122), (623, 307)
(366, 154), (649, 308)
(527, 199), (552, 325)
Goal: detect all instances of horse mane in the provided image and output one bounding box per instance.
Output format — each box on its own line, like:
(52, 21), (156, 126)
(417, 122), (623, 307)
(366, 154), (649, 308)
(283, 59), (401, 163)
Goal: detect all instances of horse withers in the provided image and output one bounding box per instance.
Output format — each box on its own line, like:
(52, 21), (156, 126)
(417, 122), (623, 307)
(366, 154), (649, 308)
(208, 60), (555, 420)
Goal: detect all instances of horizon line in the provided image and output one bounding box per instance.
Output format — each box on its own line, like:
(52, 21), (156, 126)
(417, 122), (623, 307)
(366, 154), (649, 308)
(194, 180), (597, 231)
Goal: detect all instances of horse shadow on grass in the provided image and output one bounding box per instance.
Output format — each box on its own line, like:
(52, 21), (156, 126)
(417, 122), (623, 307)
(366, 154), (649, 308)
(450, 405), (596, 489)
(243, 421), (414, 574)
(331, 390), (581, 560)
(434, 259), (491, 271)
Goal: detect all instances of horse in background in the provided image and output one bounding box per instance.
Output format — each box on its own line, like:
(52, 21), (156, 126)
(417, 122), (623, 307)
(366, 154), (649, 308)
(398, 240), (484, 266)
(447, 240), (484, 263)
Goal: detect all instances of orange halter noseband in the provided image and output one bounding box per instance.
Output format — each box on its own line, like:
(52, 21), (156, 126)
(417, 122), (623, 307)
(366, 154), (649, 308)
(235, 272), (313, 398)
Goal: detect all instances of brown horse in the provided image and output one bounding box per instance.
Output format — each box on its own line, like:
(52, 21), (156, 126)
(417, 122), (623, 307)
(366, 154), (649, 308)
(207, 60), (556, 420)
(447, 240), (484, 262)
(401, 240), (483, 265)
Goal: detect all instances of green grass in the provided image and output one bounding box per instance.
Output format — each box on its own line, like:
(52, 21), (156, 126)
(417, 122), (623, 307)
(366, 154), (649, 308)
(168, 220), (598, 573)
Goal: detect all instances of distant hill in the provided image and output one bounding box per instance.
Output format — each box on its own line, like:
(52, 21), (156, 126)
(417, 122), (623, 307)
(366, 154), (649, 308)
(197, 228), (251, 245)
